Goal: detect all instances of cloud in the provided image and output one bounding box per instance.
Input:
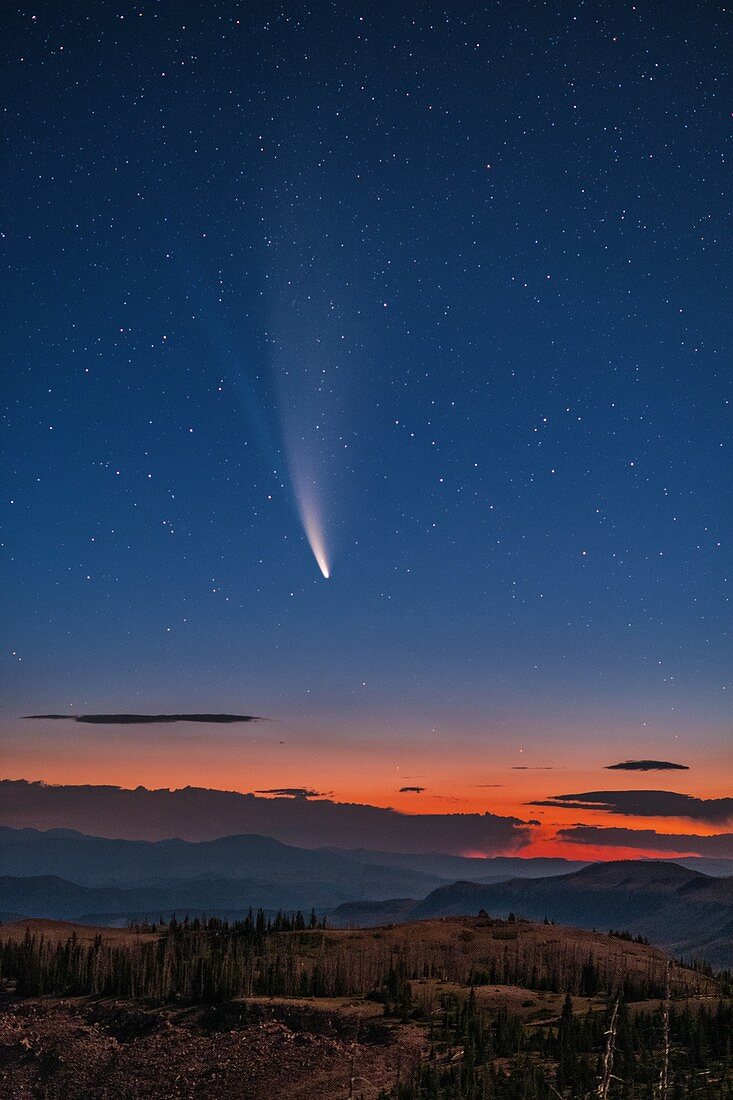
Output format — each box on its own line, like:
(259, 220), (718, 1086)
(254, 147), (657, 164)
(512, 766), (554, 771)
(0, 779), (533, 855)
(530, 790), (733, 825)
(558, 824), (733, 859)
(605, 760), (689, 772)
(399, 786), (426, 793)
(255, 788), (324, 799)
(23, 713), (261, 725)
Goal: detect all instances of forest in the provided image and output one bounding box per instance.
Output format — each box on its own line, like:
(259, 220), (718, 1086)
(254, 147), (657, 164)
(379, 985), (733, 1099)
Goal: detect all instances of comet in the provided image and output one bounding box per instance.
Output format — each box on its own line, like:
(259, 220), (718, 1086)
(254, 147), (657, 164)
(303, 509), (330, 578)
(265, 259), (339, 579)
(293, 475), (331, 578)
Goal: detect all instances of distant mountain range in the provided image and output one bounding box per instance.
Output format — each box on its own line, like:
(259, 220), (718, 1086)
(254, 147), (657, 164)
(0, 826), (593, 920)
(0, 827), (447, 909)
(332, 860), (733, 968)
(2, 825), (729, 888)
(1, 827), (732, 967)
(0, 826), (594, 887)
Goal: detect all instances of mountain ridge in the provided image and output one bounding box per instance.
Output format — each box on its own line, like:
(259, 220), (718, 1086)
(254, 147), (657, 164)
(331, 860), (733, 968)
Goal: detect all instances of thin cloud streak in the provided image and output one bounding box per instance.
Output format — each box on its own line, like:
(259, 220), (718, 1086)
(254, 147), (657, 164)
(605, 760), (689, 772)
(255, 788), (325, 799)
(23, 714), (262, 725)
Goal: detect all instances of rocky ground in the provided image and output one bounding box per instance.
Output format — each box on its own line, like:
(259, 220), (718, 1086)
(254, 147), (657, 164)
(0, 996), (421, 1099)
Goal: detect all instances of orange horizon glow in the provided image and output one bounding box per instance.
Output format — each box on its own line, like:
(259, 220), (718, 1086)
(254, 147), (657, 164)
(2, 765), (728, 861)
(2, 710), (729, 858)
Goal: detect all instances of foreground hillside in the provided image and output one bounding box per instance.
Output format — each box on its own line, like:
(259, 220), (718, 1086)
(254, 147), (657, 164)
(332, 860), (733, 968)
(0, 997), (417, 1100)
(0, 915), (729, 1099)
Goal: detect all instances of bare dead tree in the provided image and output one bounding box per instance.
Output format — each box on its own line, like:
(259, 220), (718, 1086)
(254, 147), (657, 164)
(659, 960), (670, 1100)
(596, 998), (619, 1100)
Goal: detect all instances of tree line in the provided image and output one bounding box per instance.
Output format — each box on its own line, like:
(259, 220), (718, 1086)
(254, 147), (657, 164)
(0, 914), (718, 1004)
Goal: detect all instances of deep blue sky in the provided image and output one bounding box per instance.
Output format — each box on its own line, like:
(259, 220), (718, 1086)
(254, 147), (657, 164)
(1, 3), (729, 830)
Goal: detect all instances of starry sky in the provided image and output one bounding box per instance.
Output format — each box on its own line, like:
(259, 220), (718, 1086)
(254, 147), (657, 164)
(2, 2), (730, 857)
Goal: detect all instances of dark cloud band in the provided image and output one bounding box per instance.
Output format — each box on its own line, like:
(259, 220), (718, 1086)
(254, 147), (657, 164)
(558, 824), (733, 859)
(530, 789), (733, 825)
(0, 779), (532, 855)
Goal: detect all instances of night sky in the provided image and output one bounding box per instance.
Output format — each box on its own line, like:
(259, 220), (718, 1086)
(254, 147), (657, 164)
(2, 2), (730, 857)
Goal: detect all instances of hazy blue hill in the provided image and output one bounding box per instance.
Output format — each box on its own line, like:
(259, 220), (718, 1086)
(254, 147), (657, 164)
(0, 826), (446, 897)
(0, 873), (307, 920)
(675, 857), (733, 876)
(411, 860), (718, 918)
(0, 871), (419, 922)
(328, 898), (418, 927)
(321, 847), (592, 880)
